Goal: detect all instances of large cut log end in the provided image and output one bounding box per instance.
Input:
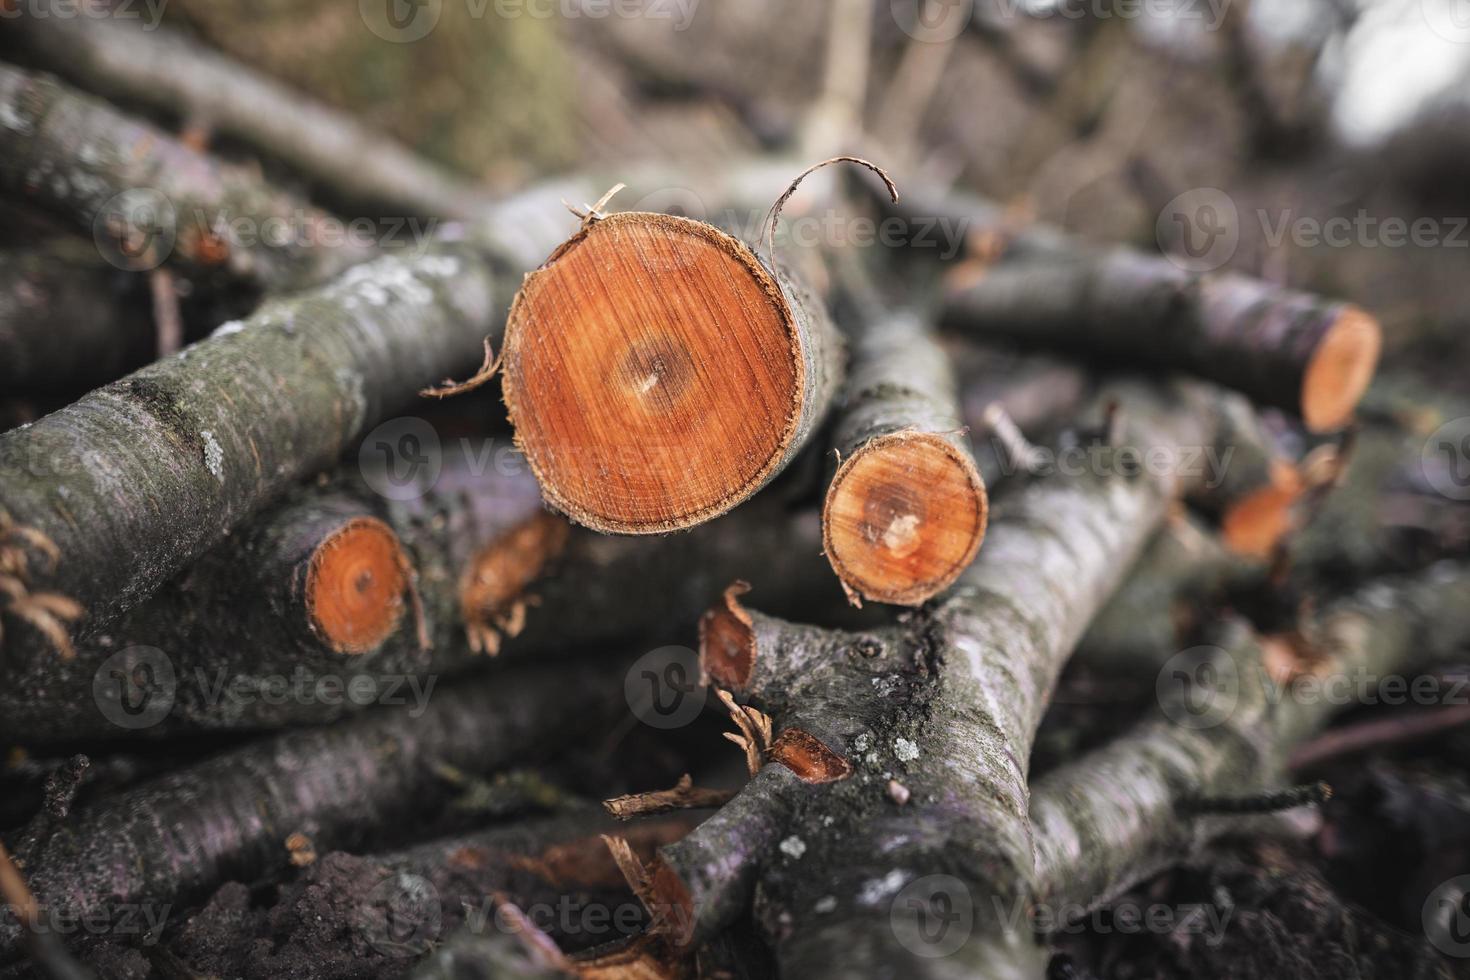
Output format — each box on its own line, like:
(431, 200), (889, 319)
(501, 211), (837, 534)
(1300, 305), (1381, 432)
(305, 517), (408, 654)
(822, 431), (988, 606)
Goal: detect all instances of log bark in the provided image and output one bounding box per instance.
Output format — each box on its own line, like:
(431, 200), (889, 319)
(1030, 561), (1470, 920)
(626, 379), (1251, 974)
(0, 245), (154, 394)
(823, 307), (987, 606)
(898, 185), (1382, 433)
(0, 241), (503, 650)
(0, 658), (631, 966)
(500, 211), (844, 534)
(0, 63), (374, 291)
(2, 13), (492, 221)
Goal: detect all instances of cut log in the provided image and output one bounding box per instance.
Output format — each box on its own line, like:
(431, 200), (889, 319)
(500, 211), (843, 534)
(0, 242), (503, 650)
(877, 184), (1382, 432)
(823, 305), (987, 606)
(0, 63), (373, 290)
(0, 658), (631, 966)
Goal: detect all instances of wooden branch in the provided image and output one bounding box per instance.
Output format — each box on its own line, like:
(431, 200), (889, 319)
(823, 303), (987, 606)
(6, 14), (492, 220)
(0, 63), (374, 291)
(500, 211), (844, 533)
(0, 240), (504, 650)
(882, 184), (1382, 433)
(1030, 562), (1470, 923)
(0, 658), (631, 966)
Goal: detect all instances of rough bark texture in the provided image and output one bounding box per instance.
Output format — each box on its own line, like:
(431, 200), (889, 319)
(823, 307), (987, 606)
(649, 379), (1253, 977)
(500, 211), (844, 534)
(909, 186), (1382, 432)
(2, 13), (492, 220)
(0, 244), (154, 394)
(0, 63), (374, 290)
(1030, 561), (1470, 918)
(0, 241), (503, 645)
(0, 659), (631, 966)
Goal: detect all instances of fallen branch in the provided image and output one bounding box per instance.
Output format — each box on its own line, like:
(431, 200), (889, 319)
(5, 13), (493, 220)
(881, 184), (1382, 433)
(0, 658), (631, 966)
(603, 775), (735, 821)
(0, 63), (374, 290)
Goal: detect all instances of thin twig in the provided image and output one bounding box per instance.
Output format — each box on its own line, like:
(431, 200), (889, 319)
(603, 774), (736, 821)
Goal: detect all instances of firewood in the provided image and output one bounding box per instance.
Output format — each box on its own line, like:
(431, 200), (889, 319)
(0, 451), (845, 739)
(624, 379), (1257, 963)
(1030, 562), (1470, 933)
(0, 659), (631, 966)
(0, 241), (503, 653)
(0, 64), (373, 291)
(499, 209), (844, 534)
(6, 13), (493, 221)
(874, 184), (1382, 433)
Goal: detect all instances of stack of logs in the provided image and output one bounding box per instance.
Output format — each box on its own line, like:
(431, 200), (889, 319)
(2, 13), (1465, 980)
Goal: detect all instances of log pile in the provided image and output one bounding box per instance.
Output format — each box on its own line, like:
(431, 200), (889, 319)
(3, 8), (1468, 980)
